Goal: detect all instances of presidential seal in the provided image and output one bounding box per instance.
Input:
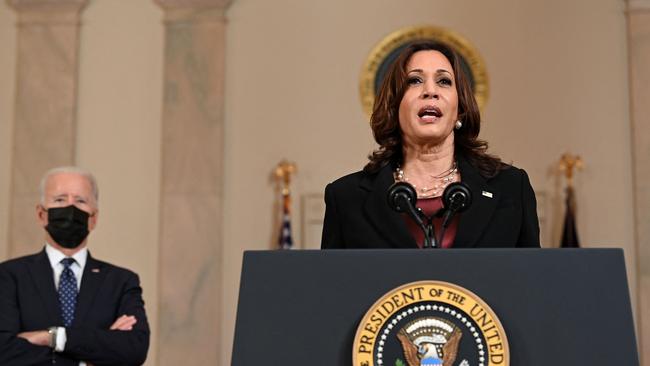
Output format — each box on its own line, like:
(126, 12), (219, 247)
(353, 281), (509, 366)
(359, 26), (489, 117)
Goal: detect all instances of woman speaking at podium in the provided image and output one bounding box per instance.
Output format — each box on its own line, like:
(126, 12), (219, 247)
(321, 42), (540, 249)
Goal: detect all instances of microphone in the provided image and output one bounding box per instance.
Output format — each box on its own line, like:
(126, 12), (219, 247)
(437, 182), (472, 247)
(387, 182), (423, 226)
(440, 181), (472, 227)
(387, 182), (436, 248)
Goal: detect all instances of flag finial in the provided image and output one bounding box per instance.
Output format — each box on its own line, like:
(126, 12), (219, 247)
(558, 153), (583, 188)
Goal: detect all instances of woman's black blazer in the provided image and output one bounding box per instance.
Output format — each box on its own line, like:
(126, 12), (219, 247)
(321, 155), (540, 249)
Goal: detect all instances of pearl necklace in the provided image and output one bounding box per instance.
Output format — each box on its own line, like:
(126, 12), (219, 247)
(395, 161), (459, 198)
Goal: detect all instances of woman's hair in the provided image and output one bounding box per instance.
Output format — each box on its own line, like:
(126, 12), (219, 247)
(364, 41), (503, 177)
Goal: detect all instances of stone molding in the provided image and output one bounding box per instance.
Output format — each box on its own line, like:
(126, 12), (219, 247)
(628, 0), (650, 11)
(154, 0), (232, 23)
(154, 0), (232, 9)
(7, 0), (88, 24)
(162, 7), (227, 23)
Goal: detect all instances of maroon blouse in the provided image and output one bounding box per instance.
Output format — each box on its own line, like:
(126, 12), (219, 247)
(402, 197), (458, 248)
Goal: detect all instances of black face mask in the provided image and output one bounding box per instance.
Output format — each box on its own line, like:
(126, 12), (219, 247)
(45, 205), (90, 249)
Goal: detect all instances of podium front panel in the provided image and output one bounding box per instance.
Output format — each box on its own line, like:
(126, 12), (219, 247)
(232, 249), (638, 366)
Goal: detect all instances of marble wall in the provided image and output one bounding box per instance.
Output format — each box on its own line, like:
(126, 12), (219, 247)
(0, 1), (16, 260)
(74, 1), (164, 363)
(2, 1), (164, 364)
(155, 1), (230, 364)
(6, 0), (87, 257)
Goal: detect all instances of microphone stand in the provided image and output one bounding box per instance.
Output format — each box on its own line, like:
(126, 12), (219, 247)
(421, 209), (436, 249)
(391, 181), (472, 249)
(403, 203), (437, 248)
(436, 209), (451, 248)
(388, 181), (468, 249)
(436, 189), (470, 246)
(417, 207), (446, 249)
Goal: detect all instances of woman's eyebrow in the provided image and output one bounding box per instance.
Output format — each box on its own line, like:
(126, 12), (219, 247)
(407, 68), (453, 75)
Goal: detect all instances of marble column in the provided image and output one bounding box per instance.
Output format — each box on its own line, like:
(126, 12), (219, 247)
(154, 1), (231, 364)
(628, 1), (650, 364)
(6, 0), (87, 258)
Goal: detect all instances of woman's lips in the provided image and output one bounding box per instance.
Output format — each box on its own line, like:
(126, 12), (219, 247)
(418, 105), (442, 122)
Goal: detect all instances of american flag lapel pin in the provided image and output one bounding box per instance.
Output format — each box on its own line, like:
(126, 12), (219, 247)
(91, 268), (100, 273)
(481, 191), (493, 198)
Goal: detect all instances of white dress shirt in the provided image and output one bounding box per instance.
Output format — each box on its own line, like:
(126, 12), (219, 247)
(45, 243), (87, 290)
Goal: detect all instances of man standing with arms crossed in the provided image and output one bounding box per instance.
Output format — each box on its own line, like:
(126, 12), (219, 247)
(0, 167), (150, 365)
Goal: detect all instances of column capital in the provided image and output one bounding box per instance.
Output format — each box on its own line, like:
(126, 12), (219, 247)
(628, 0), (650, 11)
(155, 0), (232, 11)
(154, 0), (233, 23)
(6, 0), (88, 24)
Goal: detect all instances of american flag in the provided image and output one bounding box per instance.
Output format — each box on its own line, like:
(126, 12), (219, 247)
(278, 188), (293, 249)
(560, 186), (580, 248)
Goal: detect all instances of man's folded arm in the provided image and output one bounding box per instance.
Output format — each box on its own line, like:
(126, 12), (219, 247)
(64, 327), (149, 365)
(0, 266), (62, 366)
(0, 332), (56, 366)
(63, 272), (150, 365)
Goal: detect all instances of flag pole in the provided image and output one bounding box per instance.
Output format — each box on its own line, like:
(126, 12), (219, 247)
(275, 160), (297, 249)
(558, 153), (583, 248)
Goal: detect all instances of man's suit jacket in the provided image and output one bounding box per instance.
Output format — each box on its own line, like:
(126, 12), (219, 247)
(321, 155), (540, 249)
(0, 250), (150, 366)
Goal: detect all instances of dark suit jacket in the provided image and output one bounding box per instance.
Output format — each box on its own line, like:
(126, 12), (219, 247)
(0, 250), (150, 366)
(321, 155), (540, 249)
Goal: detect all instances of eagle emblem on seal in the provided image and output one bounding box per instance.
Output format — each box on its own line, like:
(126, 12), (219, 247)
(397, 317), (462, 366)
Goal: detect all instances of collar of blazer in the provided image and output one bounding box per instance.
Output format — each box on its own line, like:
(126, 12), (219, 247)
(29, 250), (109, 327)
(28, 250), (64, 324)
(358, 154), (500, 248)
(360, 160), (418, 248)
(453, 154), (500, 247)
(75, 253), (108, 326)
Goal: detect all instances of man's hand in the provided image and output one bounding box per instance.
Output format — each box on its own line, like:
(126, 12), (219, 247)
(17, 330), (50, 346)
(110, 315), (137, 331)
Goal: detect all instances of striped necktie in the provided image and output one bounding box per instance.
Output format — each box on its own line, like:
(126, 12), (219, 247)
(58, 257), (78, 327)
